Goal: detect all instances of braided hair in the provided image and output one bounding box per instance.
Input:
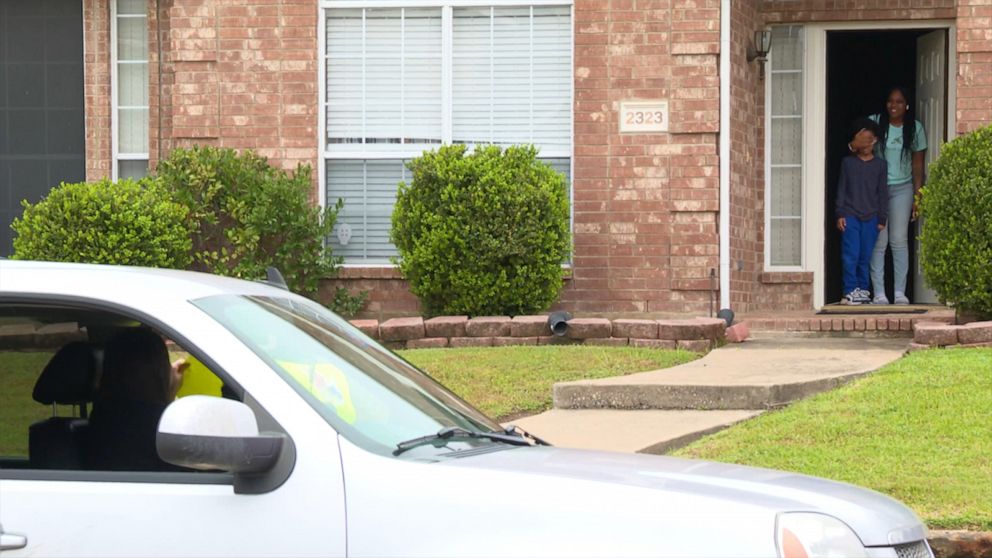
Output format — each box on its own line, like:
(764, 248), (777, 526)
(876, 86), (916, 164)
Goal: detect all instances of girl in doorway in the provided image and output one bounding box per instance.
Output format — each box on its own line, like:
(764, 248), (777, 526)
(849, 86), (928, 304)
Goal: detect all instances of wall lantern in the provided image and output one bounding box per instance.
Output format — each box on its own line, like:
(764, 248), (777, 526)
(747, 30), (773, 80)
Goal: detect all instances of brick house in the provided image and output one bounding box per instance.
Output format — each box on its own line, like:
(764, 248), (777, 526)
(2, 0), (989, 318)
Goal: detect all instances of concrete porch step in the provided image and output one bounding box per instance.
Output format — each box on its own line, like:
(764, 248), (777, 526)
(553, 335), (910, 411)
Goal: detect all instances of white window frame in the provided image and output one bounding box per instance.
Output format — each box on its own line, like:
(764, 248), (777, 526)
(318, 0), (574, 266)
(763, 25), (806, 273)
(110, 0), (150, 181)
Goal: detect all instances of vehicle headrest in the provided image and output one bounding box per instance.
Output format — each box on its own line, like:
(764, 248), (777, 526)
(33, 342), (98, 405)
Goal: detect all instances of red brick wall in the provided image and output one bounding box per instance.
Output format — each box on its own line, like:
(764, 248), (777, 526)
(84, 0), (112, 181)
(155, 0), (319, 175)
(761, 0), (955, 23)
(77, 0), (992, 318)
(728, 0), (766, 312)
(560, 0), (721, 316)
(956, 1), (992, 134)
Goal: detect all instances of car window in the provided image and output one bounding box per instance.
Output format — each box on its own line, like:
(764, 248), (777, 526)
(193, 295), (503, 457)
(0, 305), (240, 479)
(0, 348), (60, 463)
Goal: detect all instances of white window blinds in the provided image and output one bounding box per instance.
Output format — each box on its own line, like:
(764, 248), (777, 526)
(113, 0), (149, 179)
(324, 3), (572, 264)
(452, 6), (571, 150)
(767, 25), (803, 267)
(326, 8), (443, 146)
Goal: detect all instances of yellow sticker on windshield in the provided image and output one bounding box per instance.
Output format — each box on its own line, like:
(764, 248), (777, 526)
(279, 360), (357, 424)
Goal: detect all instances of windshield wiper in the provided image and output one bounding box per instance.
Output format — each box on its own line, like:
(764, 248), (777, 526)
(394, 426), (548, 456)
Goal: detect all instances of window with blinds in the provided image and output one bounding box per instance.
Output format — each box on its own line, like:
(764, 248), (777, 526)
(323, 3), (572, 264)
(113, 0), (149, 179)
(766, 25), (803, 268)
(326, 8), (443, 146)
(452, 6), (571, 149)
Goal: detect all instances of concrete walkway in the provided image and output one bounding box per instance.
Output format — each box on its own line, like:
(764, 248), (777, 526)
(510, 334), (909, 454)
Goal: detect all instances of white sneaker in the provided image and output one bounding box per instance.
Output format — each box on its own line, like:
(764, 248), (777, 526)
(841, 292), (861, 305)
(872, 294), (890, 305)
(894, 292), (910, 305)
(854, 288), (871, 303)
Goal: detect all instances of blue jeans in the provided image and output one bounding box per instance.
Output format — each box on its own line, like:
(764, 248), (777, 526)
(871, 181), (913, 297)
(841, 214), (879, 295)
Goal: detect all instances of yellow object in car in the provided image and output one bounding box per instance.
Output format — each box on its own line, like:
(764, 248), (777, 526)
(175, 356), (223, 398)
(279, 361), (357, 424)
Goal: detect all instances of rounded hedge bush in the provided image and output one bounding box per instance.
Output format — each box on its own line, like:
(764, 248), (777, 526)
(919, 124), (992, 317)
(155, 146), (341, 298)
(11, 179), (191, 268)
(391, 144), (571, 316)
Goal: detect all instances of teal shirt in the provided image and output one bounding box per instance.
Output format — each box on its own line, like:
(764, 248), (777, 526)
(869, 114), (927, 185)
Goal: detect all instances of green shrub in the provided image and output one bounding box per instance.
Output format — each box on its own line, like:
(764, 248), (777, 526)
(391, 144), (570, 316)
(920, 125), (992, 318)
(11, 179), (191, 268)
(155, 146), (346, 300)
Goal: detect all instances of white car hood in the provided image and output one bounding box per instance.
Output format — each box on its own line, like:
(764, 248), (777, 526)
(447, 446), (927, 547)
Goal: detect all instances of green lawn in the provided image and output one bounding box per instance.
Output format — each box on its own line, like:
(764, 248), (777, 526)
(399, 345), (698, 421)
(674, 348), (992, 531)
(1, 351), (58, 456)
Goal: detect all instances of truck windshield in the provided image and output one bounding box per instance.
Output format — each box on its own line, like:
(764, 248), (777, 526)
(193, 295), (502, 457)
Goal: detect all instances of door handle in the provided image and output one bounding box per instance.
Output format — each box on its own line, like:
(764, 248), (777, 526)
(0, 530), (28, 551)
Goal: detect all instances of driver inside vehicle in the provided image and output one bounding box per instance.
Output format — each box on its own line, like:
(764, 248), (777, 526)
(84, 327), (190, 472)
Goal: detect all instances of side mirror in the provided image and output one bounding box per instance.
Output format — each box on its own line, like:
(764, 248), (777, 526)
(157, 396), (285, 474)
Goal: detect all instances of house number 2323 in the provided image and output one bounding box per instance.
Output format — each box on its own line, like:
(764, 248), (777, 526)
(619, 101), (669, 133)
(626, 111), (664, 125)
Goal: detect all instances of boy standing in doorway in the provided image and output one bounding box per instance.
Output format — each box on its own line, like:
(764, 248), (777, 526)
(836, 119), (888, 305)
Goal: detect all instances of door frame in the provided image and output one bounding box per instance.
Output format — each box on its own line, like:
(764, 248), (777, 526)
(804, 21), (956, 309)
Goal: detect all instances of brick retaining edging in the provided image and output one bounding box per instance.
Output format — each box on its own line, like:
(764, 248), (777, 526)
(349, 316), (728, 353)
(911, 321), (992, 350)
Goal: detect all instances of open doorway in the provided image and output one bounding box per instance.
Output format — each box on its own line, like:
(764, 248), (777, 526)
(824, 29), (947, 306)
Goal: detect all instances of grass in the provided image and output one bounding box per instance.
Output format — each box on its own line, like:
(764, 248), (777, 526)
(1, 351), (59, 456)
(399, 345), (698, 421)
(674, 348), (992, 531)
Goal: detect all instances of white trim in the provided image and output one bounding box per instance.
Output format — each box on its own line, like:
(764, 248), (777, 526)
(324, 147), (571, 159)
(340, 263), (399, 268)
(802, 20), (956, 309)
(764, 25), (806, 274)
(110, 0), (150, 181)
(806, 26), (825, 307)
(718, 0), (730, 309)
(946, 25), (958, 141)
(110, 0), (119, 181)
(322, 0), (572, 7)
(441, 5), (453, 143)
(568, 2), (575, 261)
(317, 5), (327, 208)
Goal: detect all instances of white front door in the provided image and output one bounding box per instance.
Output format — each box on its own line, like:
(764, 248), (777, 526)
(914, 30), (947, 303)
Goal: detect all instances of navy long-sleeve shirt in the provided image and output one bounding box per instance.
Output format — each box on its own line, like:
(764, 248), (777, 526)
(835, 155), (888, 226)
